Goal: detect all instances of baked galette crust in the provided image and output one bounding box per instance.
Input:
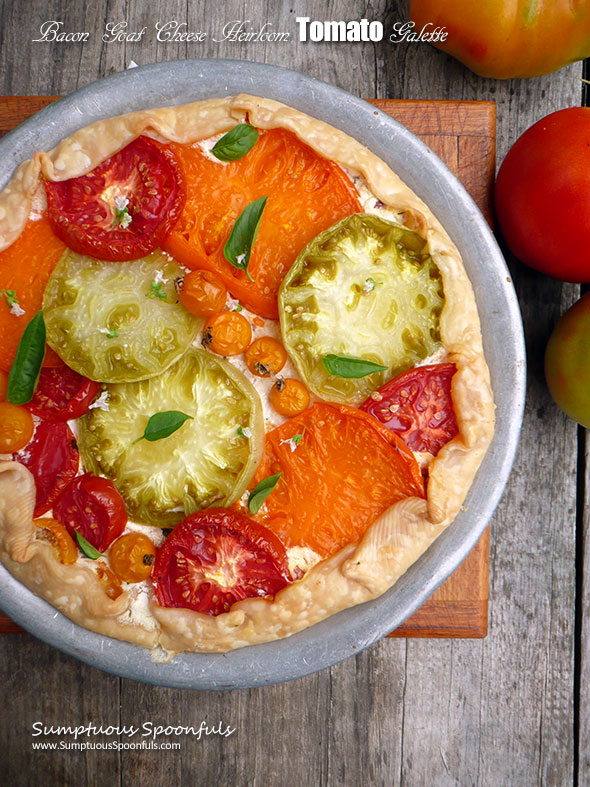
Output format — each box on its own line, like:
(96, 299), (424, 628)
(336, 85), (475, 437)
(0, 95), (494, 655)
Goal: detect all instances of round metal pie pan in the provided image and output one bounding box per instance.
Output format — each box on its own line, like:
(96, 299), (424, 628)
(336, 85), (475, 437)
(0, 60), (525, 689)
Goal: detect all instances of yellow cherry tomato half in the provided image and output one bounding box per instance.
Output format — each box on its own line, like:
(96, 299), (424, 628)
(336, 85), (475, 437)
(33, 517), (78, 565)
(269, 378), (310, 417)
(244, 336), (288, 377)
(179, 269), (227, 317)
(0, 402), (34, 452)
(109, 532), (157, 583)
(203, 311), (252, 356)
(0, 370), (7, 401)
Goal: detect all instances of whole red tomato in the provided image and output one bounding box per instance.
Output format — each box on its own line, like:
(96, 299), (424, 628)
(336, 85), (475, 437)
(545, 293), (590, 428)
(495, 108), (590, 283)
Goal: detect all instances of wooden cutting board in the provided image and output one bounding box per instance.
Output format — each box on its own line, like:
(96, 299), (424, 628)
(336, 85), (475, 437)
(0, 96), (494, 637)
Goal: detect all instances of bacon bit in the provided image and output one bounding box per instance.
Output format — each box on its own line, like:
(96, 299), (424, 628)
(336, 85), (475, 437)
(36, 528), (57, 547)
(254, 361), (271, 376)
(201, 326), (213, 348)
(253, 316), (265, 327)
(96, 560), (123, 600)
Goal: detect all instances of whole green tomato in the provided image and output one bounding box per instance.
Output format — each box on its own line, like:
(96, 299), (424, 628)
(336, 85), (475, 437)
(545, 293), (590, 427)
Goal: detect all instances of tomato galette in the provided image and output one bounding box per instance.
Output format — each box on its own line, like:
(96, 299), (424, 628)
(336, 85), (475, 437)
(0, 95), (494, 655)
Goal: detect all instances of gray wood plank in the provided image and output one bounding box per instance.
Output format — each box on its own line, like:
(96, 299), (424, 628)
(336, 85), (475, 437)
(0, 635), (120, 786)
(0, 1), (585, 785)
(581, 431), (590, 784)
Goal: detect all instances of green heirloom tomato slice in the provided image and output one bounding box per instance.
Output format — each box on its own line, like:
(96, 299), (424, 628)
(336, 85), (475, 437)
(43, 249), (202, 383)
(279, 214), (445, 405)
(78, 348), (264, 527)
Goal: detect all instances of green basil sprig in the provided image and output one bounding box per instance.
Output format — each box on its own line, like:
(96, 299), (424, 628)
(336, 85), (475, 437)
(211, 124), (259, 162)
(248, 472), (283, 515)
(224, 196), (268, 282)
(75, 531), (101, 560)
(7, 311), (46, 405)
(133, 410), (193, 445)
(322, 354), (388, 379)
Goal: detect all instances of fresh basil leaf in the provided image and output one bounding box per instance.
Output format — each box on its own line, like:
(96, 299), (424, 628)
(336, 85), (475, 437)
(7, 311), (46, 405)
(211, 124), (259, 162)
(224, 196), (268, 282)
(322, 354), (388, 379)
(248, 472), (283, 515)
(133, 410), (193, 444)
(75, 531), (101, 560)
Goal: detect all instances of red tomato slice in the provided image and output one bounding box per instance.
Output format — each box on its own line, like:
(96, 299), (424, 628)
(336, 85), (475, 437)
(163, 129), (362, 318)
(360, 363), (458, 456)
(239, 403), (425, 559)
(13, 421), (79, 517)
(53, 473), (127, 552)
(44, 136), (186, 262)
(153, 508), (293, 616)
(26, 366), (101, 421)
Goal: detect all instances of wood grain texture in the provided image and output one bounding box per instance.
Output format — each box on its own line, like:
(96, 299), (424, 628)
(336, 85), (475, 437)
(0, 95), (494, 640)
(0, 0), (585, 785)
(581, 430), (590, 784)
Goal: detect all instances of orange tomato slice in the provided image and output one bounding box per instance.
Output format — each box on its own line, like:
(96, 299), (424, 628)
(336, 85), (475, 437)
(33, 518), (78, 565)
(0, 215), (66, 372)
(163, 129), (362, 318)
(239, 402), (425, 559)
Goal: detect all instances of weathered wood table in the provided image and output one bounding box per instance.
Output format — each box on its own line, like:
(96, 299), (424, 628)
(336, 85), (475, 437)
(0, 2), (587, 784)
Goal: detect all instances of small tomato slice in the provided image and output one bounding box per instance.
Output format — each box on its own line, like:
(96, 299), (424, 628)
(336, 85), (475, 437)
(33, 517), (78, 565)
(109, 532), (157, 583)
(153, 508), (292, 616)
(239, 402), (425, 559)
(26, 366), (101, 421)
(45, 136), (186, 262)
(202, 311), (252, 356)
(269, 378), (310, 417)
(54, 473), (127, 552)
(244, 336), (287, 376)
(163, 129), (362, 318)
(360, 363), (458, 456)
(13, 421), (79, 515)
(0, 402), (34, 452)
(179, 270), (227, 317)
(0, 215), (66, 372)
